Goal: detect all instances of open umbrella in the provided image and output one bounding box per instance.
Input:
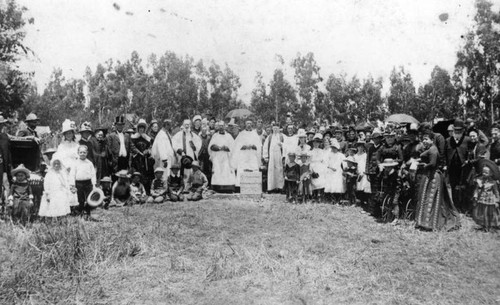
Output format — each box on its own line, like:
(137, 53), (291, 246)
(385, 114), (419, 124)
(226, 109), (253, 119)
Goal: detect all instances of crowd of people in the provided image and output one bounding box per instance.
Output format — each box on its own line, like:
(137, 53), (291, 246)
(0, 111), (499, 231)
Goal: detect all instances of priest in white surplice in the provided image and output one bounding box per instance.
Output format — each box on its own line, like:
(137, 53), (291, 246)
(231, 119), (262, 188)
(172, 119), (202, 184)
(209, 121), (236, 192)
(263, 124), (284, 192)
(151, 119), (176, 178)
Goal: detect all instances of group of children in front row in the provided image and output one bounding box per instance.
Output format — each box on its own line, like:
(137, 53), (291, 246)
(5, 145), (209, 223)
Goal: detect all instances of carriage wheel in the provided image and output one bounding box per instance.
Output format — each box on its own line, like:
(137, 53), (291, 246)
(404, 199), (414, 220)
(381, 195), (395, 223)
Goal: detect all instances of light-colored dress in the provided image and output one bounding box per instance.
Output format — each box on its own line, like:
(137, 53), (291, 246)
(263, 133), (284, 191)
(39, 168), (71, 217)
(309, 148), (327, 190)
(232, 130), (262, 187)
(209, 132), (236, 190)
(354, 152), (371, 193)
(324, 151), (345, 193)
(55, 140), (79, 206)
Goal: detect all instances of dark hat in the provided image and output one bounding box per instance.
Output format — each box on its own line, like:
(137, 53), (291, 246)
(355, 140), (366, 147)
(453, 119), (465, 130)
(114, 116), (125, 125)
(400, 134), (411, 142)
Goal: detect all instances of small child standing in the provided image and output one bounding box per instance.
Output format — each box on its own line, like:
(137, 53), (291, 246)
(130, 172), (147, 205)
(284, 152), (300, 203)
(472, 165), (500, 231)
(8, 164), (33, 224)
(343, 156), (358, 206)
(298, 153), (312, 203)
(39, 158), (71, 220)
(111, 170), (132, 206)
(99, 176), (112, 209)
(147, 168), (167, 203)
(167, 163), (184, 202)
(69, 145), (97, 219)
(186, 161), (208, 201)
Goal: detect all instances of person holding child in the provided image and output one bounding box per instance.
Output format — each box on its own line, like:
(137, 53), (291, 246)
(39, 157), (71, 219)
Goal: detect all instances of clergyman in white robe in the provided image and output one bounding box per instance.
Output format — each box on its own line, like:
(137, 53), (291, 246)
(209, 125), (236, 192)
(263, 127), (284, 191)
(232, 122), (262, 187)
(151, 120), (176, 179)
(172, 120), (202, 185)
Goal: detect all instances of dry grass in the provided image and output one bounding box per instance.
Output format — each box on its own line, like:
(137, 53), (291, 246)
(1, 195), (499, 304)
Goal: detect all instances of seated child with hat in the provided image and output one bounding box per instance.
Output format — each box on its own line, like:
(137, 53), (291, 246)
(131, 172), (147, 205)
(99, 176), (112, 209)
(167, 163), (184, 202)
(147, 168), (167, 203)
(186, 161), (208, 201)
(111, 170), (132, 207)
(8, 164), (34, 224)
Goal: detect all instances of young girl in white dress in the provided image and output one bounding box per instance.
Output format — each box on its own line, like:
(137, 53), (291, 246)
(353, 141), (371, 204)
(325, 138), (346, 204)
(39, 157), (71, 219)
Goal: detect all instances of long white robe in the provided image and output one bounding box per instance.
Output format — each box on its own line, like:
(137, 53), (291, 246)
(209, 132), (236, 188)
(354, 152), (371, 193)
(172, 129), (202, 184)
(283, 134), (298, 159)
(263, 133), (284, 191)
(55, 141), (79, 206)
(324, 151), (346, 193)
(151, 129), (176, 178)
(232, 129), (262, 187)
(309, 148), (327, 190)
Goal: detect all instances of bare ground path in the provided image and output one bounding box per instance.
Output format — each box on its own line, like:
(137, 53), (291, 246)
(1, 194), (499, 304)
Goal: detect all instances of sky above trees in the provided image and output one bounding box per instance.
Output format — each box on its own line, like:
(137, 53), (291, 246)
(16, 0), (482, 102)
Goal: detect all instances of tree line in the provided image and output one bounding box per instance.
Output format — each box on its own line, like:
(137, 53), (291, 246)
(1, 0), (500, 130)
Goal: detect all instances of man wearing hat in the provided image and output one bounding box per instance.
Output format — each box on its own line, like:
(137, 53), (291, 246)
(151, 118), (176, 179)
(106, 115), (136, 173)
(376, 131), (403, 166)
(444, 119), (471, 208)
(79, 122), (97, 165)
(0, 115), (12, 204)
(17, 113), (39, 138)
(192, 115), (202, 135)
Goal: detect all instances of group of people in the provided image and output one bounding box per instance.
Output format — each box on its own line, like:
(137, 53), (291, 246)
(0, 111), (499, 231)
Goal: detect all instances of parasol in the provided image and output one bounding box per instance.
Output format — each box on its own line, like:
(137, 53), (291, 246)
(385, 114), (419, 124)
(432, 119), (454, 138)
(225, 109), (253, 119)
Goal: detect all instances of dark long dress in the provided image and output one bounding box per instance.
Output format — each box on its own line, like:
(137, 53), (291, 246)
(94, 138), (110, 181)
(415, 145), (460, 231)
(131, 134), (155, 195)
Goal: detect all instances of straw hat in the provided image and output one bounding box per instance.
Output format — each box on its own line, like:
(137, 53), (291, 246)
(313, 133), (323, 141)
(12, 164), (31, 177)
(297, 129), (307, 138)
(192, 115), (202, 122)
(100, 176), (112, 183)
(61, 119), (76, 134)
(0, 115), (8, 124)
(154, 167), (164, 173)
(381, 158), (398, 167)
(115, 170), (130, 178)
(344, 156), (357, 164)
(25, 113), (39, 122)
(136, 119), (147, 129)
(330, 138), (340, 150)
(87, 188), (104, 207)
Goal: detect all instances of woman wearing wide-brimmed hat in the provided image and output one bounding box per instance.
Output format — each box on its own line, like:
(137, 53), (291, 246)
(55, 119), (79, 209)
(324, 138), (346, 204)
(131, 119), (155, 194)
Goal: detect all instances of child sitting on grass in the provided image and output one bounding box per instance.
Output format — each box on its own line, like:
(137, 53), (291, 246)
(99, 176), (112, 209)
(8, 164), (33, 224)
(473, 165), (500, 231)
(186, 161), (208, 201)
(111, 170), (132, 207)
(167, 163), (184, 202)
(284, 152), (300, 203)
(130, 172), (147, 205)
(147, 168), (167, 203)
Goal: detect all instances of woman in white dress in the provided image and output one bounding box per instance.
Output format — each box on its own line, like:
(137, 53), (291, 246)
(55, 119), (79, 209)
(263, 124), (284, 192)
(309, 133), (327, 202)
(39, 157), (71, 219)
(353, 141), (371, 204)
(325, 138), (346, 204)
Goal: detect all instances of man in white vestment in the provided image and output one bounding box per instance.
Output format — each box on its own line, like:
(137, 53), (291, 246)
(232, 119), (262, 189)
(172, 120), (202, 185)
(151, 119), (176, 179)
(282, 124), (298, 161)
(263, 124), (284, 192)
(209, 121), (236, 192)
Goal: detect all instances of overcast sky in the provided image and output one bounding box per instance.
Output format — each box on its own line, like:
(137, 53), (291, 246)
(17, 0), (485, 102)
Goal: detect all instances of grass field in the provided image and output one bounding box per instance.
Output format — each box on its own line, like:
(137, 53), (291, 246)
(1, 194), (499, 305)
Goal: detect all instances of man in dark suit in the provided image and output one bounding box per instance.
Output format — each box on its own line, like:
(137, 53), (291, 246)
(106, 116), (136, 173)
(444, 119), (471, 210)
(17, 113), (39, 138)
(0, 115), (12, 205)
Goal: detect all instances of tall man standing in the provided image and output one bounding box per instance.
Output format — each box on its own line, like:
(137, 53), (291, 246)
(209, 121), (236, 192)
(107, 116), (135, 173)
(173, 119), (202, 185)
(232, 119), (262, 190)
(151, 118), (176, 178)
